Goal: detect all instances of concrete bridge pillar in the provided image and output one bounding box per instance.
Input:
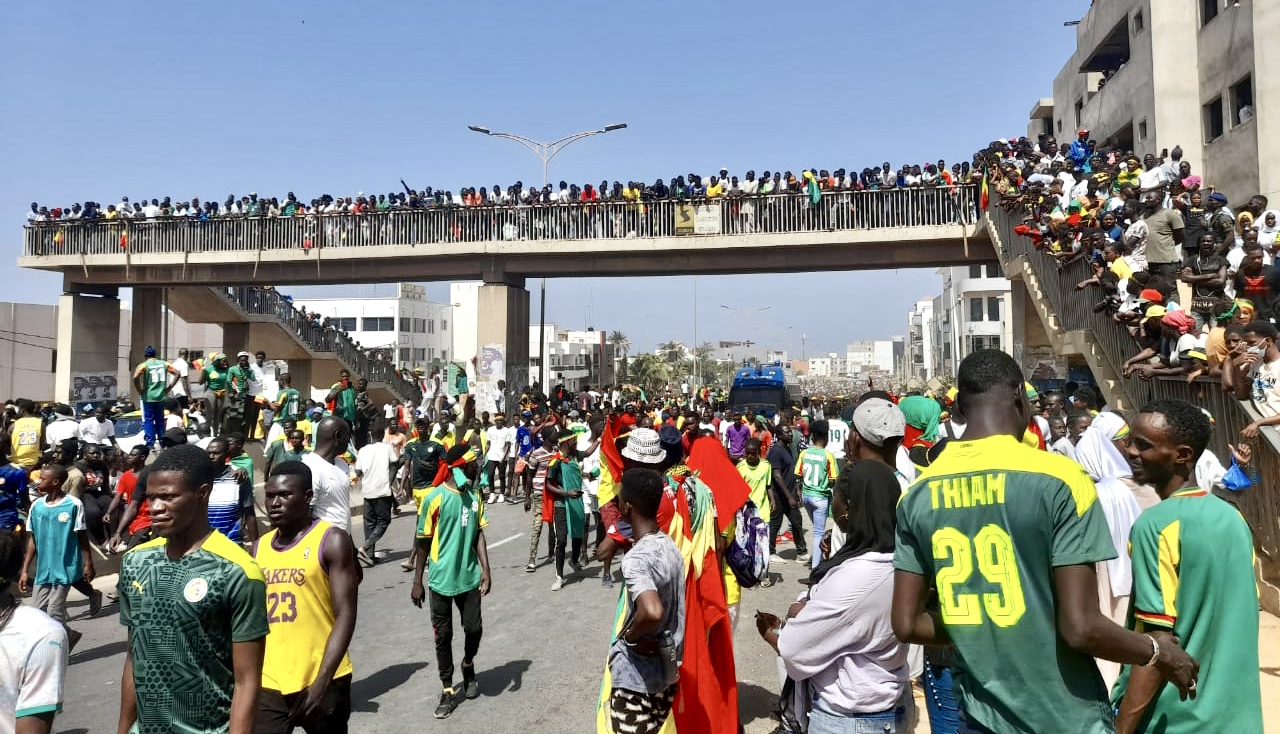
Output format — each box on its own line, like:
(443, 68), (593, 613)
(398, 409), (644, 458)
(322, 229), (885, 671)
(55, 289), (121, 406)
(129, 287), (164, 369)
(286, 359), (314, 402)
(475, 280), (529, 415)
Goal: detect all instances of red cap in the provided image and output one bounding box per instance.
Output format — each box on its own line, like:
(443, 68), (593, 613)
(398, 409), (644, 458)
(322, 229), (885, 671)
(1138, 288), (1164, 303)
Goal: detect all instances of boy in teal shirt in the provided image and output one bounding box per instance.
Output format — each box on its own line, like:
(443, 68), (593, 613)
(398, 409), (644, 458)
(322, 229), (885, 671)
(794, 419), (837, 568)
(20, 464), (94, 648)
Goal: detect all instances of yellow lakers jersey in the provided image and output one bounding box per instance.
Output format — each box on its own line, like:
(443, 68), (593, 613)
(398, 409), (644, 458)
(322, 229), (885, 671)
(254, 519), (353, 694)
(10, 416), (42, 469)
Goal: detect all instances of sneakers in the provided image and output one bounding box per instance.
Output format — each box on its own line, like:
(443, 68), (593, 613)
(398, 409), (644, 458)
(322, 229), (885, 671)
(461, 663), (480, 700)
(601, 574), (614, 589)
(88, 589), (103, 617)
(356, 548), (375, 567)
(435, 688), (457, 719)
(551, 576), (564, 591)
(400, 559), (415, 572)
(795, 552), (812, 563)
(769, 554), (787, 565)
(779, 531), (794, 542)
(525, 563), (537, 573)
(485, 494), (497, 504)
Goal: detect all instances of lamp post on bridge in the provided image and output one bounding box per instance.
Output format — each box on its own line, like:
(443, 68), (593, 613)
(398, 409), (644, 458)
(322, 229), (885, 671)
(466, 123), (628, 188)
(466, 122), (628, 396)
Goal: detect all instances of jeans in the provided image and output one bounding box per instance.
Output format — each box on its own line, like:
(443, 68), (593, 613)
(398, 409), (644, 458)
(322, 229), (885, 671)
(429, 588), (482, 688)
(484, 459), (506, 495)
(142, 401), (165, 448)
(802, 494), (829, 568)
(362, 496), (393, 555)
(808, 699), (906, 734)
(921, 664), (969, 734)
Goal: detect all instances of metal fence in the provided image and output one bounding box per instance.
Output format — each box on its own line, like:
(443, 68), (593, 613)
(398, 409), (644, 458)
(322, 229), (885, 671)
(219, 286), (421, 404)
(23, 186), (978, 257)
(987, 201), (1280, 587)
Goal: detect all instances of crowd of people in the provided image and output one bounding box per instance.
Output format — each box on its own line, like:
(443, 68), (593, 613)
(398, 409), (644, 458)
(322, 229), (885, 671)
(1, 344), (1266, 734)
(987, 131), (1279, 407)
(22, 162), (983, 254)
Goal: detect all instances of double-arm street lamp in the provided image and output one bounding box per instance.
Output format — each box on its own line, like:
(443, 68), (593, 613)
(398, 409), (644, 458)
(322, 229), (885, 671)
(466, 123), (628, 188)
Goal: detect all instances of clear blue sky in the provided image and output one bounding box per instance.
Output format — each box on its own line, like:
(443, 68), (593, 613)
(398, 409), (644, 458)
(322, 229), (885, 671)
(0, 0), (1088, 357)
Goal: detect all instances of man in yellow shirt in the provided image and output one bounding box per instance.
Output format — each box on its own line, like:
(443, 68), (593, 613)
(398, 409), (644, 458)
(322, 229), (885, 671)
(254, 461), (359, 734)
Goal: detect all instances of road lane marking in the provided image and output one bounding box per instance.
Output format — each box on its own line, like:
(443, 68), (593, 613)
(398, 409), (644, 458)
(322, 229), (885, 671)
(488, 533), (523, 549)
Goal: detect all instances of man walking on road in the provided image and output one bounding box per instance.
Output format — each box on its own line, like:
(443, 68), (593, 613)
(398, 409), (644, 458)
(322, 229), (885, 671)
(255, 462), (359, 734)
(353, 428), (401, 566)
(115, 444), (268, 734)
(410, 444), (492, 720)
(132, 346), (178, 450)
(483, 414), (513, 505)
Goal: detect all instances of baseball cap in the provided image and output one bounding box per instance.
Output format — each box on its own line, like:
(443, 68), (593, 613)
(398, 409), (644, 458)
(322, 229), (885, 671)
(852, 398), (905, 447)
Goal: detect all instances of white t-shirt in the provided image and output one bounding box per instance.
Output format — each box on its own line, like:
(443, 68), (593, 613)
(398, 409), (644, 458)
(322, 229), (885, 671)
(45, 418), (78, 450)
(826, 419), (850, 461)
(0, 605), (68, 731)
(355, 441), (397, 500)
(302, 453), (352, 533)
(170, 358), (190, 397)
(481, 422), (512, 458)
(1250, 357), (1280, 419)
(77, 418), (115, 446)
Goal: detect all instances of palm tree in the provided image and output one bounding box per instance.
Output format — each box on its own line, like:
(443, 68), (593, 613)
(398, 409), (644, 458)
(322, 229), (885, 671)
(630, 353), (672, 394)
(657, 340), (686, 366)
(692, 342), (717, 387)
(609, 330), (631, 382)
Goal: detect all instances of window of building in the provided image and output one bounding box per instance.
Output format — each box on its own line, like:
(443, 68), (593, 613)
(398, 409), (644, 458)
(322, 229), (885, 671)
(987, 296), (1001, 322)
(986, 263), (1001, 278)
(441, 319), (448, 331)
(1137, 119), (1148, 141)
(399, 317), (411, 332)
(968, 335), (1002, 352)
(970, 297), (984, 322)
(969, 264), (982, 278)
(1074, 98), (1084, 129)
(441, 350), (448, 362)
(333, 317), (357, 331)
(1201, 0), (1219, 27)
(362, 317), (394, 331)
(412, 348), (426, 361)
(409, 318), (423, 333)
(399, 348), (410, 362)
(1133, 10), (1144, 33)
(1231, 75), (1254, 126)
(427, 320), (435, 334)
(1204, 96), (1225, 142)
(428, 348), (435, 362)
(943, 342), (952, 360)
(1056, 118), (1063, 133)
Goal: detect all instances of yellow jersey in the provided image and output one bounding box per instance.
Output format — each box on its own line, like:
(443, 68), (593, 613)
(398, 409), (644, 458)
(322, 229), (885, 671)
(254, 519), (352, 694)
(10, 416), (42, 469)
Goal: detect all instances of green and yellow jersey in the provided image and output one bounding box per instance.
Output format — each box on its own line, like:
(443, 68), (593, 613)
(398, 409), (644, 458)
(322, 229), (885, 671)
(416, 483), (487, 596)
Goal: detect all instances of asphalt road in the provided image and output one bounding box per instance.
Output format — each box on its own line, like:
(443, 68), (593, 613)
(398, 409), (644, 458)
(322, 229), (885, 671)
(48, 498), (813, 734)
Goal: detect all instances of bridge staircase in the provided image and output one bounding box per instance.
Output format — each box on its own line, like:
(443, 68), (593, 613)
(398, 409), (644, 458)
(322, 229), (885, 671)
(987, 200), (1280, 612)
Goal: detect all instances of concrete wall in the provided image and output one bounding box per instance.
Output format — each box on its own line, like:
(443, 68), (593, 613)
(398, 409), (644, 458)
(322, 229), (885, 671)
(1199, 0), (1259, 204)
(1255, 1), (1280, 202)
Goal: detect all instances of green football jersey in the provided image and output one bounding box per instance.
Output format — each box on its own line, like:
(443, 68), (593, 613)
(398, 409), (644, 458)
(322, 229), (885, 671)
(203, 364), (229, 392)
(416, 483), (487, 596)
(1111, 488), (1261, 734)
(275, 387), (300, 419)
(135, 358), (173, 403)
(118, 532), (269, 734)
(795, 447), (838, 497)
(894, 435), (1117, 734)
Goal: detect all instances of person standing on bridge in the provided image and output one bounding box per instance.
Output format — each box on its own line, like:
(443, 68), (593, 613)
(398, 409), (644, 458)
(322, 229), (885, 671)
(410, 444), (492, 720)
(132, 346), (179, 451)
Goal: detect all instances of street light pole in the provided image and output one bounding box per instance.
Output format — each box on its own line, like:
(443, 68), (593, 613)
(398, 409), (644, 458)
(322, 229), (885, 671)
(467, 123), (628, 188)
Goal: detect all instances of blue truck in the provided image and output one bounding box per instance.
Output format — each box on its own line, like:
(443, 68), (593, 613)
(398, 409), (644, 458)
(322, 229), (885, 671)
(727, 363), (800, 417)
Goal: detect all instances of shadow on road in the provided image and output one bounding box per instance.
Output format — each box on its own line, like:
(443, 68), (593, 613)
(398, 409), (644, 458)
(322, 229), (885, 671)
(352, 661), (429, 712)
(737, 680), (779, 730)
(480, 658), (532, 695)
(58, 728), (89, 734)
(71, 639), (129, 666)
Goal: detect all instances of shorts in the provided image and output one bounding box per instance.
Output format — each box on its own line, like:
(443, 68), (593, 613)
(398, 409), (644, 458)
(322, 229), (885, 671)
(412, 485), (431, 512)
(257, 675), (352, 734)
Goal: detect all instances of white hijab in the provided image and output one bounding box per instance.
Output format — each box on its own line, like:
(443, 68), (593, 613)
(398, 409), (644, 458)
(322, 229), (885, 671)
(1073, 412), (1143, 598)
(1258, 210), (1280, 245)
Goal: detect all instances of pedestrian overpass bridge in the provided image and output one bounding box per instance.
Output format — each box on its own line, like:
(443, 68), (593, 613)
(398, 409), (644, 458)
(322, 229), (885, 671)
(20, 186), (993, 404)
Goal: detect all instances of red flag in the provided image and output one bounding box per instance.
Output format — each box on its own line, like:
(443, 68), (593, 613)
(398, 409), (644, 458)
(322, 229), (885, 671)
(596, 413), (628, 506)
(686, 436), (750, 534)
(119, 230), (129, 249)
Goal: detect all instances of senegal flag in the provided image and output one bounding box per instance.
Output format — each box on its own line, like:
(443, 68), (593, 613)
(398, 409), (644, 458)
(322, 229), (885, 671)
(979, 167), (990, 211)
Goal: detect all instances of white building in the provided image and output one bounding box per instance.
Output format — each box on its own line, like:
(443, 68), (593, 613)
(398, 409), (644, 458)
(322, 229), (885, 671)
(449, 282), (481, 368)
(932, 264), (1013, 377)
(846, 340), (898, 375)
(529, 324), (616, 392)
(293, 283), (453, 371)
(904, 299), (936, 383)
(1046, 0), (1278, 205)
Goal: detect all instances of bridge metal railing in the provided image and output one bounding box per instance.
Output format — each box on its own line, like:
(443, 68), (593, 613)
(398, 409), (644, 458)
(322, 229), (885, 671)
(218, 286), (422, 404)
(987, 200), (1280, 593)
(22, 185), (978, 256)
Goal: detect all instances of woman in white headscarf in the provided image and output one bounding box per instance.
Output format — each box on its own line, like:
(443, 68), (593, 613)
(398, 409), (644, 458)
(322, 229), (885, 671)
(1258, 209), (1280, 246)
(1072, 411), (1160, 689)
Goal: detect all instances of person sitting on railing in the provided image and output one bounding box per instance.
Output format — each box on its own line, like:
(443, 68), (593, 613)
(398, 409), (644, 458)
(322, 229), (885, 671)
(1123, 311), (1204, 382)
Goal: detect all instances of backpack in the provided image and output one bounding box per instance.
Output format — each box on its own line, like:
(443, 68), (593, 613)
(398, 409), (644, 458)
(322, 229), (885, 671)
(726, 500), (770, 588)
